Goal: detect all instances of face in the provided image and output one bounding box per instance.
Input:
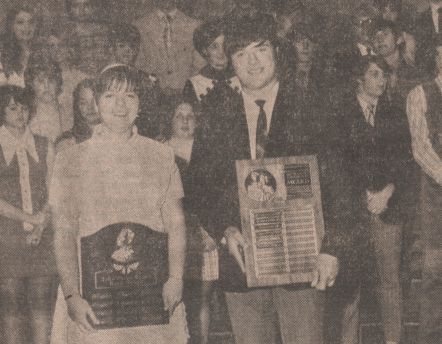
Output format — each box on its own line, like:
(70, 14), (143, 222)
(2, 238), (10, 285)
(172, 103), (196, 139)
(3, 98), (29, 130)
(33, 73), (58, 103)
(13, 11), (36, 42)
(276, 12), (303, 39)
(294, 36), (316, 63)
(353, 15), (372, 44)
(98, 80), (139, 134)
(382, 5), (399, 22)
(78, 87), (100, 125)
(373, 28), (397, 57)
(231, 40), (277, 91)
(435, 46), (442, 74)
(70, 0), (93, 21)
(358, 62), (387, 98)
(205, 35), (228, 70)
(113, 41), (137, 65)
(47, 35), (69, 64)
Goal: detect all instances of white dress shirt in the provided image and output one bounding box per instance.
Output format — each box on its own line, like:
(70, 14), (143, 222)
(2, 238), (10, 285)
(357, 94), (378, 127)
(406, 75), (442, 185)
(0, 126), (39, 231)
(431, 2), (442, 33)
(240, 81), (279, 160)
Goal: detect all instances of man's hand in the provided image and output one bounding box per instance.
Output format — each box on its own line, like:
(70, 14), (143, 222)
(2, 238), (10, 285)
(224, 226), (247, 273)
(66, 294), (100, 333)
(163, 277), (183, 316)
(367, 183), (395, 215)
(311, 253), (339, 291)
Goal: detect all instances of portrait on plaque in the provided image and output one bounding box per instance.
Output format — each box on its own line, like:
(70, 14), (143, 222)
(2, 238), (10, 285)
(236, 156), (325, 288)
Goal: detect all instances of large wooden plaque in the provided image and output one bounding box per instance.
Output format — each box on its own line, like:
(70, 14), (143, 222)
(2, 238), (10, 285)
(80, 222), (169, 329)
(236, 156), (325, 288)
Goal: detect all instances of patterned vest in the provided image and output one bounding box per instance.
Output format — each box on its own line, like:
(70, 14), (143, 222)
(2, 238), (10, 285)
(422, 80), (442, 158)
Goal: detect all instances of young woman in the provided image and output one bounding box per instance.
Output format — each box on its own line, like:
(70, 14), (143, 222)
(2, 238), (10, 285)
(25, 55), (64, 142)
(55, 79), (100, 152)
(164, 99), (218, 344)
(0, 5), (41, 87)
(50, 65), (188, 344)
(0, 85), (57, 344)
(182, 18), (234, 105)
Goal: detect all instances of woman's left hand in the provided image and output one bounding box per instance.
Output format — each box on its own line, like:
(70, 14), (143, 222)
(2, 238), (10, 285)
(162, 276), (183, 316)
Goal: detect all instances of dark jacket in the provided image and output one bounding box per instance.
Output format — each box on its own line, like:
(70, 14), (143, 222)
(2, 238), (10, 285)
(413, 9), (438, 73)
(187, 80), (361, 291)
(338, 93), (413, 225)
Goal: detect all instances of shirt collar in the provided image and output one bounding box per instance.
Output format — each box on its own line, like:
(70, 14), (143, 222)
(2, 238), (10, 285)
(357, 94), (378, 113)
(92, 123), (140, 145)
(157, 8), (177, 20)
(0, 126), (38, 165)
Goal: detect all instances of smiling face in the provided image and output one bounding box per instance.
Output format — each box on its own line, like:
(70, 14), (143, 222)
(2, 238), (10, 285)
(98, 79), (139, 134)
(358, 62), (387, 98)
(205, 34), (228, 71)
(172, 103), (196, 139)
(32, 73), (58, 104)
(3, 97), (30, 130)
(231, 40), (277, 91)
(13, 10), (36, 43)
(373, 28), (397, 57)
(78, 87), (100, 125)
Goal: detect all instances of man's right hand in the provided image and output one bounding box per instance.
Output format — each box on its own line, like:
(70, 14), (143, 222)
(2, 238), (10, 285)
(224, 226), (247, 273)
(66, 294), (100, 333)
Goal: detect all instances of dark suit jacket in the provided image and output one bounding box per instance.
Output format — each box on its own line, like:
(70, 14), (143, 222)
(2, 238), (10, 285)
(414, 9), (438, 73)
(187, 80), (361, 291)
(338, 94), (413, 225)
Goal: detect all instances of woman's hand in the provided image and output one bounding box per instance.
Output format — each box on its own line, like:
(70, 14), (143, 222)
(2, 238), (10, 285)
(162, 276), (183, 316)
(366, 184), (395, 215)
(66, 294), (100, 333)
(26, 225), (44, 246)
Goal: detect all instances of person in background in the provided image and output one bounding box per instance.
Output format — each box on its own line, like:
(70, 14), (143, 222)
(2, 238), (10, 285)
(55, 79), (99, 152)
(134, 0), (206, 97)
(43, 22), (89, 133)
(106, 23), (163, 139)
(163, 98), (218, 344)
(50, 65), (188, 344)
(65, 0), (96, 23)
(413, 0), (442, 73)
(183, 18), (233, 105)
(25, 55), (64, 142)
(0, 84), (57, 344)
(375, 0), (417, 66)
(0, 5), (41, 88)
(372, 19), (422, 111)
(406, 36), (442, 344)
(188, 13), (356, 344)
(338, 55), (413, 344)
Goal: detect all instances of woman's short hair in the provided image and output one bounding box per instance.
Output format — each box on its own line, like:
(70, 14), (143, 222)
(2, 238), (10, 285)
(24, 53), (63, 96)
(224, 12), (278, 59)
(193, 18), (225, 58)
(95, 65), (143, 99)
(352, 55), (390, 85)
(0, 85), (32, 126)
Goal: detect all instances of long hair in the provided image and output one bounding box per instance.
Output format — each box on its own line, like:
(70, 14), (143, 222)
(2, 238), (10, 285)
(1, 5), (42, 77)
(71, 79), (96, 141)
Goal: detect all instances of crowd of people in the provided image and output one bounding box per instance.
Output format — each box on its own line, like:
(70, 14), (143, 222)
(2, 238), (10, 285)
(0, 0), (440, 344)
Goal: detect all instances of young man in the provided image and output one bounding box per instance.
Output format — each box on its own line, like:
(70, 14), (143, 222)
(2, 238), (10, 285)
(338, 56), (413, 344)
(104, 23), (163, 139)
(133, 0), (205, 96)
(372, 19), (421, 111)
(407, 36), (442, 344)
(188, 13), (357, 344)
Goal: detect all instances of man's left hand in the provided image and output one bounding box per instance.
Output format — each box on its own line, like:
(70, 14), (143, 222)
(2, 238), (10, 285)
(311, 253), (339, 291)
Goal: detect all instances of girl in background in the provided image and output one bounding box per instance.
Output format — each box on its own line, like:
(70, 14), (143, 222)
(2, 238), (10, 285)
(0, 85), (57, 344)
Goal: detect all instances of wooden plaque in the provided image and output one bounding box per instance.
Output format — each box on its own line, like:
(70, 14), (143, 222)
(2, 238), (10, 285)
(236, 156), (325, 288)
(80, 222), (169, 329)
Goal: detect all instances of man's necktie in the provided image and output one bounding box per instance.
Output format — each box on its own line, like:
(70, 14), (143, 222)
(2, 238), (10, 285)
(366, 104), (375, 127)
(255, 99), (267, 159)
(438, 8), (442, 33)
(163, 14), (172, 52)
